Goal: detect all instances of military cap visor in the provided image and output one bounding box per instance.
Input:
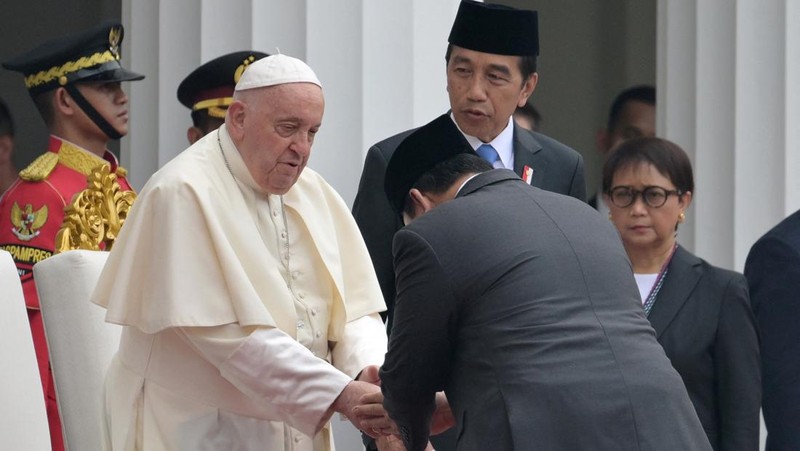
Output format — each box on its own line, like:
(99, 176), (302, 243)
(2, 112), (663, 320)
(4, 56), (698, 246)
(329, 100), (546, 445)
(2, 21), (143, 96)
(448, 0), (539, 56)
(384, 114), (474, 214)
(177, 50), (269, 117)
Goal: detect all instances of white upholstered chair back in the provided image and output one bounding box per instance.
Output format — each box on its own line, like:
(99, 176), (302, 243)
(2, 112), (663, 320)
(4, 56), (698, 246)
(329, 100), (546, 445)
(0, 250), (51, 450)
(34, 250), (119, 451)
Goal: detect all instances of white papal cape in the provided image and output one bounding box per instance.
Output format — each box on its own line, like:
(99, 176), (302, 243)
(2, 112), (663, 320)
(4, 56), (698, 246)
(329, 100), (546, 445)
(92, 126), (387, 451)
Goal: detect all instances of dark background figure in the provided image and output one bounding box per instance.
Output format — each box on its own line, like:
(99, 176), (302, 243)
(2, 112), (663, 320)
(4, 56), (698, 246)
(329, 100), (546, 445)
(0, 22), (143, 451)
(745, 211), (800, 451)
(604, 137), (761, 451)
(177, 50), (268, 145)
(378, 115), (712, 451)
(0, 97), (17, 195)
(513, 101), (541, 131)
(590, 84), (656, 212)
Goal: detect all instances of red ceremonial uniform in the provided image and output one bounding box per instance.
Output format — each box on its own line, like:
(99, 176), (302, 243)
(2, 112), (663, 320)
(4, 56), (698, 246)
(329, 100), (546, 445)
(0, 135), (133, 450)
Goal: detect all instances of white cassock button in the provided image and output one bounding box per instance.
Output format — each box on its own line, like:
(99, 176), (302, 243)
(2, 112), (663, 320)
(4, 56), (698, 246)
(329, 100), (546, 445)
(315, 330), (322, 338)
(297, 320), (305, 329)
(298, 292), (305, 299)
(310, 308), (317, 316)
(291, 271), (299, 280)
(272, 210), (279, 217)
(281, 231), (287, 239)
(294, 435), (301, 443)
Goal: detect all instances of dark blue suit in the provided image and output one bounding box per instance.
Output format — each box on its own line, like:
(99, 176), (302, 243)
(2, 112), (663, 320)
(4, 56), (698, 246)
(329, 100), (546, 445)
(744, 210), (800, 451)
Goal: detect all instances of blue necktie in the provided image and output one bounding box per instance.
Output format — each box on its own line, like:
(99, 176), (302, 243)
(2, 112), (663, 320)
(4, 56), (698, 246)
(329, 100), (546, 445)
(476, 144), (499, 165)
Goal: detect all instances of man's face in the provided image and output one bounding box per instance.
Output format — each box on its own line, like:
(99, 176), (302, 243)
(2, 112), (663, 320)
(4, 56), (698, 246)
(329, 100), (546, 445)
(446, 46), (536, 143)
(187, 115), (225, 145)
(234, 83), (324, 195)
(74, 81), (130, 138)
(604, 100), (655, 156)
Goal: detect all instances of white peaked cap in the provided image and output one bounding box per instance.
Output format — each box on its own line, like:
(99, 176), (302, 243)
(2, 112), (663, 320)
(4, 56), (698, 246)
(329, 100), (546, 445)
(234, 54), (321, 91)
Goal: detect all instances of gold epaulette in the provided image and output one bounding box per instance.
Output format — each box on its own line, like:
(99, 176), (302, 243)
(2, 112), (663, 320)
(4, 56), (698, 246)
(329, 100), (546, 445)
(19, 152), (59, 181)
(58, 141), (108, 176)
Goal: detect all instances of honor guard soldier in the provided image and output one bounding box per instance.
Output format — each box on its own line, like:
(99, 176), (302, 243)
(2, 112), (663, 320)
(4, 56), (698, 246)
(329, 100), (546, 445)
(0, 21), (144, 450)
(177, 50), (268, 144)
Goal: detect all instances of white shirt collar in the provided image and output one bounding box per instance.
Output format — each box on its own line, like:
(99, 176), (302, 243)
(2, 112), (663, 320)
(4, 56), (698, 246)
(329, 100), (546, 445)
(455, 173), (481, 196)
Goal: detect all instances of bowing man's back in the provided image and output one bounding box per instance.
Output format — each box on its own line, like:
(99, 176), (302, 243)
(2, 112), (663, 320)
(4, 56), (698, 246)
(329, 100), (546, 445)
(385, 170), (711, 451)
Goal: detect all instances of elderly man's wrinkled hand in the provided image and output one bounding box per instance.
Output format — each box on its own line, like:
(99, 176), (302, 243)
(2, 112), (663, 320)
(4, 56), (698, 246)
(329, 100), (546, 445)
(353, 391), (398, 438)
(332, 381), (382, 435)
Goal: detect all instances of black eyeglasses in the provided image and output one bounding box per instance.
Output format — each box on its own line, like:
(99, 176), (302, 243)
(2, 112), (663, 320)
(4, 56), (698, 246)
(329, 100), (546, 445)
(607, 186), (683, 208)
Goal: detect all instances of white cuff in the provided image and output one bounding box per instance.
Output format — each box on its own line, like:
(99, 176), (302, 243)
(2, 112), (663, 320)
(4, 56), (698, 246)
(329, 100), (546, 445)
(218, 327), (352, 436)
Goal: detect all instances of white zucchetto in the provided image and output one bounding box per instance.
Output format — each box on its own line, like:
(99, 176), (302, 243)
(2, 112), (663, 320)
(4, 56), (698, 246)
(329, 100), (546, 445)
(234, 54), (321, 91)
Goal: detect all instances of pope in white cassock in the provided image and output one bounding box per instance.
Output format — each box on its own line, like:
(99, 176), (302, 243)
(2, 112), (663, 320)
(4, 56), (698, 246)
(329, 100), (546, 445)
(92, 54), (388, 451)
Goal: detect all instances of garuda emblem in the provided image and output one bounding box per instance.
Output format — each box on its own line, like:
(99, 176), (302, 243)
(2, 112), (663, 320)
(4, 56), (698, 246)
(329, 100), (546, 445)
(11, 202), (48, 241)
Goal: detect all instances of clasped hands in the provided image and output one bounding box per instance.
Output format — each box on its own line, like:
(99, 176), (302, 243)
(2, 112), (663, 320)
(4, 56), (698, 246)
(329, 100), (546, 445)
(340, 365), (454, 450)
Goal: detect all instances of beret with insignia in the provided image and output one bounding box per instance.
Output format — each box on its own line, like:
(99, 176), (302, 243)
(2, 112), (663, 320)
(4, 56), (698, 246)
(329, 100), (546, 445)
(3, 21), (144, 96)
(177, 50), (269, 119)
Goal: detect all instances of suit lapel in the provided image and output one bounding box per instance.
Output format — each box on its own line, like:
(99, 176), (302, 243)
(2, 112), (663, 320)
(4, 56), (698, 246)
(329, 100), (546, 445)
(647, 246), (703, 338)
(512, 126), (547, 187)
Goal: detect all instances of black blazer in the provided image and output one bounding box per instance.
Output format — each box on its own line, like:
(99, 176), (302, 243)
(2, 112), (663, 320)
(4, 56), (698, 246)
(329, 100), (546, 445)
(650, 246), (761, 451)
(744, 209), (800, 451)
(352, 114), (586, 332)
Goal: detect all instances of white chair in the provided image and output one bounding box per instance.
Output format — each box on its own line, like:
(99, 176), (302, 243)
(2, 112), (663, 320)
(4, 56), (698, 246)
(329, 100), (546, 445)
(34, 250), (118, 451)
(0, 250), (51, 450)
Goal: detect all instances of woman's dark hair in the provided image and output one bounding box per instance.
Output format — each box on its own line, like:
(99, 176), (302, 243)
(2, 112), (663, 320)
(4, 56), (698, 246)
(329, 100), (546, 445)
(602, 137), (694, 195)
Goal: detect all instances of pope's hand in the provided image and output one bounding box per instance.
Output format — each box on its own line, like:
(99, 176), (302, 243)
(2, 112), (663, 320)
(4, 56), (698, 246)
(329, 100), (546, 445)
(353, 391), (398, 437)
(331, 381), (382, 436)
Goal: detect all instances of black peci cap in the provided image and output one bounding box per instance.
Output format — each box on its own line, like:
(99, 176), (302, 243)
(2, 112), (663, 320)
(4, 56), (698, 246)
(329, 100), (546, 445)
(448, 0), (539, 56)
(177, 50), (269, 118)
(2, 21), (144, 96)
(384, 114), (474, 214)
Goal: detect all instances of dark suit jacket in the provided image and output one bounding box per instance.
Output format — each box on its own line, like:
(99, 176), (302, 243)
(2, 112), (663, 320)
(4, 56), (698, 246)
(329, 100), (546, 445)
(380, 170), (710, 451)
(744, 210), (800, 451)
(352, 115), (586, 333)
(650, 247), (761, 451)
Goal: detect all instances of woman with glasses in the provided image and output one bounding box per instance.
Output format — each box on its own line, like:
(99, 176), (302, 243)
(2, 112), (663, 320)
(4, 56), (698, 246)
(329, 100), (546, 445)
(603, 137), (760, 451)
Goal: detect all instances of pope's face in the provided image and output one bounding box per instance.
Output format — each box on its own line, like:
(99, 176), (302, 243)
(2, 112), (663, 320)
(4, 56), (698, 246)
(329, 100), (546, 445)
(446, 45), (536, 142)
(235, 83), (324, 195)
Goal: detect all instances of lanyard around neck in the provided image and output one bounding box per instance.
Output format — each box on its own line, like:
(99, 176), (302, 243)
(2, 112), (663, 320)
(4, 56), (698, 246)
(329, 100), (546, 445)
(642, 244), (678, 317)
